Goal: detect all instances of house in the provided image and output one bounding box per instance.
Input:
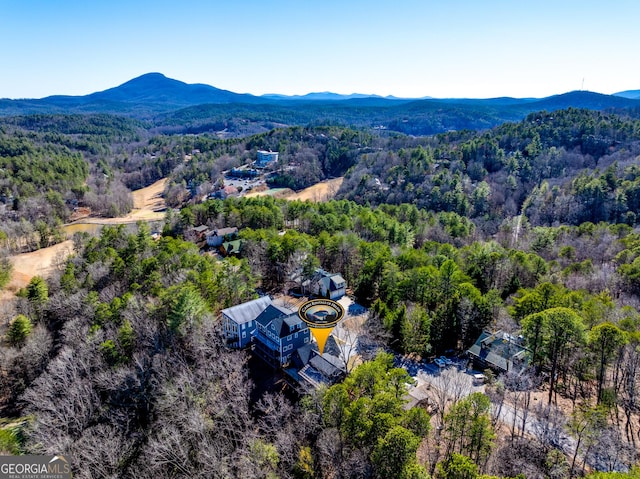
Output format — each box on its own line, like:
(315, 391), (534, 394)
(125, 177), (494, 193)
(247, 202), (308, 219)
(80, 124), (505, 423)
(255, 150), (279, 168)
(206, 227), (239, 247)
(467, 330), (529, 374)
(211, 185), (240, 200)
(296, 344), (345, 390)
(283, 339), (345, 391)
(303, 269), (347, 300)
(220, 239), (243, 257)
(221, 296), (273, 348)
(253, 304), (311, 368)
(222, 185), (240, 198)
(186, 225), (210, 243)
(300, 353), (345, 387)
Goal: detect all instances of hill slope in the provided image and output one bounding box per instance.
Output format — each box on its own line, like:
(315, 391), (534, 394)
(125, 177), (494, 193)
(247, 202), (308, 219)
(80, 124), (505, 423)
(615, 89), (640, 100)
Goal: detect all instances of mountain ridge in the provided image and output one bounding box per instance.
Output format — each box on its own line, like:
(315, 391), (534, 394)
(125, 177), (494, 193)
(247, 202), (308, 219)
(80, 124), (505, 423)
(3, 72), (638, 106)
(1, 73), (639, 136)
(614, 89), (640, 100)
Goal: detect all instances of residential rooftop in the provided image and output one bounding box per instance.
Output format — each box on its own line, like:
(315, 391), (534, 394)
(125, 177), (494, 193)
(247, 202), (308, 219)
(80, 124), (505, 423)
(222, 296), (273, 326)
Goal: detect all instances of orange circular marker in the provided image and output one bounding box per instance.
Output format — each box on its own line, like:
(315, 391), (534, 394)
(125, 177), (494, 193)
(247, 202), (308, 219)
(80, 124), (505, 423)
(298, 299), (345, 355)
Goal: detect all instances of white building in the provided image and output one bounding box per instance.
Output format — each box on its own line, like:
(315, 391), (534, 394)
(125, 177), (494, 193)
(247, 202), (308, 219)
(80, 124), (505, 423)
(256, 150), (279, 167)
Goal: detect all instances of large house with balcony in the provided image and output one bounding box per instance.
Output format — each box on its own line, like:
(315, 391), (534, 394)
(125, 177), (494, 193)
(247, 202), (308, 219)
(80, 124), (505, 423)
(221, 295), (349, 388)
(253, 304), (311, 367)
(221, 296), (311, 367)
(467, 330), (529, 374)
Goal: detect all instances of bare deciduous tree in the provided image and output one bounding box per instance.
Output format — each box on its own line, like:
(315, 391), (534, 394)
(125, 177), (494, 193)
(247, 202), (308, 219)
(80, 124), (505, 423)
(333, 314), (366, 374)
(531, 403), (567, 452)
(502, 368), (540, 439)
(429, 367), (472, 428)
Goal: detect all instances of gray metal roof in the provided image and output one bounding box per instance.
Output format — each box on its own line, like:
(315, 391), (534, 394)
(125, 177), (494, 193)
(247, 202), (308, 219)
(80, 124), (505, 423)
(221, 296), (273, 326)
(255, 305), (293, 329)
(329, 274), (346, 288)
(467, 330), (529, 373)
(309, 354), (343, 378)
(213, 227), (238, 236)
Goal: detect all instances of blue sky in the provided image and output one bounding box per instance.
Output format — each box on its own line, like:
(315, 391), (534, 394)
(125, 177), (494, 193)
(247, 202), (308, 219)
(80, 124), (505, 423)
(1, 0), (639, 99)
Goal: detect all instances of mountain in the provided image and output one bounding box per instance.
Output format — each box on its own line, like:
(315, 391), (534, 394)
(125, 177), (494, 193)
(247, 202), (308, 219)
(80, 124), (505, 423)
(83, 72), (259, 106)
(614, 89), (640, 100)
(527, 90), (640, 110)
(1, 73), (639, 136)
(262, 91), (388, 101)
(0, 73), (265, 117)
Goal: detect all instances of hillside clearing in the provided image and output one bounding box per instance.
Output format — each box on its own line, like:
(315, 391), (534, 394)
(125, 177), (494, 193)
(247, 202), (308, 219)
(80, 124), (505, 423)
(4, 179), (168, 295)
(246, 177), (344, 202)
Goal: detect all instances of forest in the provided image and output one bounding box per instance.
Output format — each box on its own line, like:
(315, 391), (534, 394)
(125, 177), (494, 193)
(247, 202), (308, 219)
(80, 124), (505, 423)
(2, 107), (640, 477)
(158, 109), (640, 234)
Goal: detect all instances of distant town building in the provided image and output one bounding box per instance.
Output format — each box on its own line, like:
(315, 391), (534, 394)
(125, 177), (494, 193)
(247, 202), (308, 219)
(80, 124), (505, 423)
(229, 167), (260, 178)
(255, 150), (279, 168)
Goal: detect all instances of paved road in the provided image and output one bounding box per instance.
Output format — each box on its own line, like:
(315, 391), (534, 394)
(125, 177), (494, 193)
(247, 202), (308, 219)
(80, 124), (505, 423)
(396, 355), (577, 458)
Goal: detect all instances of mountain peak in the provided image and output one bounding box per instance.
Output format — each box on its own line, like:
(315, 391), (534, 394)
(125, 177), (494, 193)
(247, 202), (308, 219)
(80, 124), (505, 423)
(85, 72), (257, 106)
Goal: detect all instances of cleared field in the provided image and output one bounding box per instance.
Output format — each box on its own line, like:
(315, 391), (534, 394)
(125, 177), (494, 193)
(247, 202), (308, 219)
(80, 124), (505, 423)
(65, 178), (168, 226)
(6, 240), (74, 292)
(132, 177), (167, 211)
(5, 179), (169, 296)
(285, 177), (344, 201)
(246, 177), (344, 202)
(244, 187), (294, 199)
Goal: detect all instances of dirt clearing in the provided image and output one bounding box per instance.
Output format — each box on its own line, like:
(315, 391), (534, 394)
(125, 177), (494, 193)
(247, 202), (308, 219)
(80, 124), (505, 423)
(77, 177), (168, 224)
(247, 177), (344, 202)
(6, 240), (74, 292)
(132, 177), (167, 211)
(3, 179), (169, 298)
(285, 177), (344, 202)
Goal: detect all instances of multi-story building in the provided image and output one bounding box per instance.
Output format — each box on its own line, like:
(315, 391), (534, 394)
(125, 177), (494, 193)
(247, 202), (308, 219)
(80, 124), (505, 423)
(252, 304), (311, 367)
(256, 150), (279, 168)
(303, 268), (347, 300)
(221, 296), (272, 348)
